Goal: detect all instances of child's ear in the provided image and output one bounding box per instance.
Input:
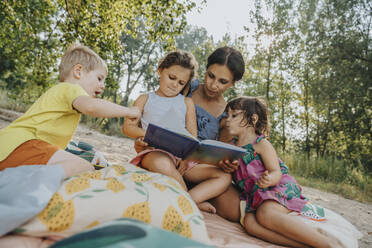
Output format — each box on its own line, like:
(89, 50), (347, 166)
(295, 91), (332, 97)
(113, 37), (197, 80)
(157, 68), (163, 76)
(252, 114), (259, 125)
(72, 64), (83, 79)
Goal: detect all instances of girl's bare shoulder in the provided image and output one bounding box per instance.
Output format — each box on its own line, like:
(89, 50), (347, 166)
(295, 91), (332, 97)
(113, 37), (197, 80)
(134, 94), (149, 106)
(254, 138), (275, 153)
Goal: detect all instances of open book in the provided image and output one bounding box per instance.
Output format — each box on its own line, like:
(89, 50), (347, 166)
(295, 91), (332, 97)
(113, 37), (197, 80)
(143, 123), (247, 164)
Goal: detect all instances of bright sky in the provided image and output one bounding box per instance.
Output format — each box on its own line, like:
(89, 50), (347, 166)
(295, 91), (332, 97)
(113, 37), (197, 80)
(186, 0), (255, 42)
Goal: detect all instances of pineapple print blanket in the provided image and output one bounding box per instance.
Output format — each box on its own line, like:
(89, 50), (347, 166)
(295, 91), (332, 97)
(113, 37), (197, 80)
(10, 163), (211, 244)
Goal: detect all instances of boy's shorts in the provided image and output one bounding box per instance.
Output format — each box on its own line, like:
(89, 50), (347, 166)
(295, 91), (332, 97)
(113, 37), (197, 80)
(0, 139), (59, 170)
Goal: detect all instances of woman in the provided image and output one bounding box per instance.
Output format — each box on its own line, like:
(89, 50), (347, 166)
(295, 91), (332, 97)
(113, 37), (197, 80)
(133, 46), (244, 221)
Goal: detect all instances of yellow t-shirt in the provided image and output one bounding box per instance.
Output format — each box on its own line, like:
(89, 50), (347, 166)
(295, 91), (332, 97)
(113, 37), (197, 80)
(0, 82), (88, 161)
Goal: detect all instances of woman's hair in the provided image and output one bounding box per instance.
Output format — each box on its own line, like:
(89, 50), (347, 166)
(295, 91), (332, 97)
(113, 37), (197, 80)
(59, 43), (108, 82)
(207, 46), (245, 82)
(158, 50), (199, 83)
(226, 96), (270, 136)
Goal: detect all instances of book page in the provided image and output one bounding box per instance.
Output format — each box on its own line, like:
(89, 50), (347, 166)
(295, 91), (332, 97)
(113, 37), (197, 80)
(200, 139), (246, 152)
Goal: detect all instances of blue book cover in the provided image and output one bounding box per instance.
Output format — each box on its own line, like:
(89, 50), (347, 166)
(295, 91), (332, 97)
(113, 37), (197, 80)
(144, 123), (199, 159)
(144, 123), (247, 164)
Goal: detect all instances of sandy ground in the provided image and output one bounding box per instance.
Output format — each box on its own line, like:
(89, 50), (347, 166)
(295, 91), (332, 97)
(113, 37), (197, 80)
(0, 108), (371, 247)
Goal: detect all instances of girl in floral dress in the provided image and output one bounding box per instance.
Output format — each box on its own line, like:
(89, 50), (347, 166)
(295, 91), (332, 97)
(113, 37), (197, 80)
(224, 96), (362, 248)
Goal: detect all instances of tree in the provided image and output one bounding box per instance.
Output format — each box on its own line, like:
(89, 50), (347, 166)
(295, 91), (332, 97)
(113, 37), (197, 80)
(175, 25), (215, 79)
(0, 0), (61, 103)
(0, 0), (197, 104)
(245, 0), (372, 171)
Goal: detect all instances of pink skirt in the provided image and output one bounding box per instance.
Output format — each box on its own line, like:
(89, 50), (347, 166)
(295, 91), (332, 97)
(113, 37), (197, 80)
(130, 149), (197, 175)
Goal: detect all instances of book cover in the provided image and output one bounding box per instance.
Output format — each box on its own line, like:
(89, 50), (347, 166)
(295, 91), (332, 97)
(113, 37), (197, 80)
(144, 123), (247, 164)
(144, 123), (199, 159)
(186, 139), (247, 164)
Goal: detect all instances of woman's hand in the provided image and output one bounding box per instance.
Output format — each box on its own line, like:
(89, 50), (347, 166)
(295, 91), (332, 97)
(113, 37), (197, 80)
(217, 159), (239, 173)
(134, 137), (152, 153)
(257, 170), (273, 188)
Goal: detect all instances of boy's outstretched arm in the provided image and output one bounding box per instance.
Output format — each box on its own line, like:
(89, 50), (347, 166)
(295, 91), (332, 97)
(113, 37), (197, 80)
(72, 96), (140, 118)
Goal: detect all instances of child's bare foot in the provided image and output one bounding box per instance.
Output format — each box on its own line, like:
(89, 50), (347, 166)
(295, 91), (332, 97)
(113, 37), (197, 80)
(197, 202), (216, 214)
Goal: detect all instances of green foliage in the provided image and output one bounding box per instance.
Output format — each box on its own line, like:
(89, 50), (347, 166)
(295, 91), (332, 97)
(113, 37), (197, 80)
(247, 0), (372, 172)
(0, 0), (196, 106)
(0, 90), (30, 113)
(0, 0), (60, 97)
(113, 20), (164, 106)
(282, 152), (372, 202)
(175, 25), (216, 79)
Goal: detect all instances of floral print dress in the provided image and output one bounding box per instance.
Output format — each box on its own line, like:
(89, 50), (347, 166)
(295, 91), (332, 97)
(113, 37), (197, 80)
(233, 135), (308, 213)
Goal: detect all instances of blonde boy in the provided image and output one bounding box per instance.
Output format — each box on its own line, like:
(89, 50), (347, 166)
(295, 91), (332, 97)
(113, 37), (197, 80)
(0, 44), (140, 177)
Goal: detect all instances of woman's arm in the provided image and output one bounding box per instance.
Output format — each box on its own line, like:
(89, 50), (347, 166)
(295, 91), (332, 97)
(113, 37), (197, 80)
(184, 97), (197, 138)
(254, 139), (282, 188)
(122, 94), (148, 139)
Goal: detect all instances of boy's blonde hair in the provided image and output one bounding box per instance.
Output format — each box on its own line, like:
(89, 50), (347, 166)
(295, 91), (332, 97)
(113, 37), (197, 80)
(58, 44), (108, 82)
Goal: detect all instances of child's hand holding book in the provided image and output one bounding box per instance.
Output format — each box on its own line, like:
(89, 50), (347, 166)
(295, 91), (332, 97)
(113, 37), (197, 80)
(217, 159), (240, 173)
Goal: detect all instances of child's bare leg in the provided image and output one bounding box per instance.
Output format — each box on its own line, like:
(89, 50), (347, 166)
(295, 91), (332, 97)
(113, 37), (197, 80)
(256, 200), (341, 248)
(209, 184), (241, 222)
(47, 150), (94, 178)
(141, 151), (187, 190)
(244, 212), (309, 248)
(184, 164), (231, 213)
(197, 202), (217, 213)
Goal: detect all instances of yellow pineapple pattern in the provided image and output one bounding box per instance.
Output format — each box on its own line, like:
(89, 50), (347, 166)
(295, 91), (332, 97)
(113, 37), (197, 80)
(122, 202), (151, 223)
(179, 220), (192, 238)
(111, 164), (126, 175)
(106, 178), (126, 193)
(85, 220), (99, 229)
(152, 182), (167, 192)
(162, 206), (192, 238)
(65, 177), (91, 194)
(131, 173), (151, 182)
(38, 193), (75, 232)
(81, 170), (102, 180)
(177, 195), (194, 215)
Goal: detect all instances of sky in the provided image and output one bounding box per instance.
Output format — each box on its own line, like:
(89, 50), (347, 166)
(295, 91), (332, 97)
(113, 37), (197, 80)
(186, 0), (255, 42)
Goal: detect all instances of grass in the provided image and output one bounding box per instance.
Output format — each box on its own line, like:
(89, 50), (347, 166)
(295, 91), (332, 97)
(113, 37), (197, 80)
(295, 175), (372, 203)
(281, 153), (372, 203)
